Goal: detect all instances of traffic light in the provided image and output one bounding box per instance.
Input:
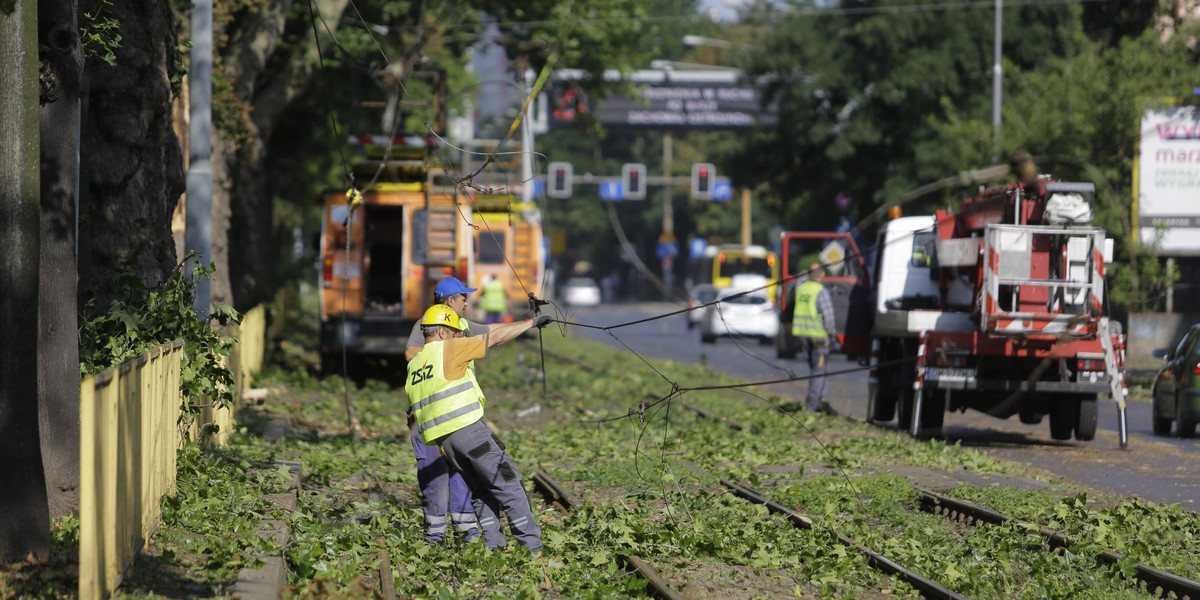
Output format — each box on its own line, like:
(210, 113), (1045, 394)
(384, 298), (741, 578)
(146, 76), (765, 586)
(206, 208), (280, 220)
(547, 161), (573, 199)
(691, 163), (715, 200)
(622, 163), (646, 200)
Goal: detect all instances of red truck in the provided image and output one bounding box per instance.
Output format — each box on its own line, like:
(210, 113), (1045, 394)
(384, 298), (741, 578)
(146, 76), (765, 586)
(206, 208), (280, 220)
(864, 175), (1129, 446)
(775, 232), (873, 359)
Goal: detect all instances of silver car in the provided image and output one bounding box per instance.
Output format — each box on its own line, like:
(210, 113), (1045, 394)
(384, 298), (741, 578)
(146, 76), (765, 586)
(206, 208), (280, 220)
(685, 284), (718, 330)
(700, 276), (779, 344)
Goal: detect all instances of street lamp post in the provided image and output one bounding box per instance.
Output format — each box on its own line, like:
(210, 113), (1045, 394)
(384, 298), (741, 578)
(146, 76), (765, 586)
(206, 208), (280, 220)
(992, 0), (1002, 163)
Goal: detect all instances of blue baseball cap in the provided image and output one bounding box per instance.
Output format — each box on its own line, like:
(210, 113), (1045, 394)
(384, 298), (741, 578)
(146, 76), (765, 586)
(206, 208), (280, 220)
(434, 276), (477, 298)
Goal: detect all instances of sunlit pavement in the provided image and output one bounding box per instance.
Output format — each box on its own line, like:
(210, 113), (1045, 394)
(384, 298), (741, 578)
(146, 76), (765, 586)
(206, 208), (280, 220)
(557, 300), (1200, 511)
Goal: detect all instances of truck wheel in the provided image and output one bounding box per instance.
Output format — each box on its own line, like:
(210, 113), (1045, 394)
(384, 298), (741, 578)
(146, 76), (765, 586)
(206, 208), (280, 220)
(1048, 395), (1075, 440)
(896, 348), (917, 430)
(915, 388), (944, 440)
(1179, 419), (1198, 438)
(897, 388), (915, 433)
(1074, 394), (1098, 441)
(777, 328), (796, 359)
(870, 366), (897, 422)
(1153, 411), (1173, 436)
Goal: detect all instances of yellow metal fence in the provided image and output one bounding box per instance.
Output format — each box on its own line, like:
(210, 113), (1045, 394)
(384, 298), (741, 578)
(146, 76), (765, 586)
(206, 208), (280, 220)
(78, 305), (265, 599)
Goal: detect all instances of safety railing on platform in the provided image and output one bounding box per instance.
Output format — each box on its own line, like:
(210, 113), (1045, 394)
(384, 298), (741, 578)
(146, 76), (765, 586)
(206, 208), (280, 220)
(78, 304), (266, 599)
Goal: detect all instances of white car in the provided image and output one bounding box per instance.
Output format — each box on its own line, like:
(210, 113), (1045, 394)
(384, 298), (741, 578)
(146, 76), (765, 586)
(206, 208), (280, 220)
(562, 277), (601, 307)
(685, 284), (718, 330)
(700, 276), (779, 344)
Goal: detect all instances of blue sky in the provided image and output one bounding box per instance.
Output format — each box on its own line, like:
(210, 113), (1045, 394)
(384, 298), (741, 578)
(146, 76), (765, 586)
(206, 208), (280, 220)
(698, 0), (743, 22)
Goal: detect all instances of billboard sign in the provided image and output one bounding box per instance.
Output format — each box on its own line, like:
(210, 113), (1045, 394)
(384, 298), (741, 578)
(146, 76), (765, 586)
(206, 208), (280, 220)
(1138, 105), (1200, 254)
(548, 69), (778, 131)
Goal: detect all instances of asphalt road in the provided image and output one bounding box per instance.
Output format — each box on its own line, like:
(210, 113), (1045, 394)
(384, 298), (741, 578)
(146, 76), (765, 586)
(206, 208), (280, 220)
(556, 301), (1200, 512)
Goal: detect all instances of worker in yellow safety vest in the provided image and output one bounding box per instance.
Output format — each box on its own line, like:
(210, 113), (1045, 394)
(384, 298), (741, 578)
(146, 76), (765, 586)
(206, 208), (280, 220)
(479, 276), (507, 324)
(792, 263), (841, 414)
(406, 304), (552, 552)
(404, 276), (487, 544)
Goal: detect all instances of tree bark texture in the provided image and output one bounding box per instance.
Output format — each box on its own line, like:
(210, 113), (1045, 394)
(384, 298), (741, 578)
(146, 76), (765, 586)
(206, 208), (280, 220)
(39, 0), (85, 518)
(214, 0), (349, 311)
(77, 0), (185, 307)
(0, 0), (52, 563)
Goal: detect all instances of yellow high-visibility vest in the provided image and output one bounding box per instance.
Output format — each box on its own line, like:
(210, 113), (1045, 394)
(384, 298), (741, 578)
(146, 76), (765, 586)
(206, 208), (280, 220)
(481, 279), (507, 313)
(406, 341), (486, 443)
(792, 280), (827, 338)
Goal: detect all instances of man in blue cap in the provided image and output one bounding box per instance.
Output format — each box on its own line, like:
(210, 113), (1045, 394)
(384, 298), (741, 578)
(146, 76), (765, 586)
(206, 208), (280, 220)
(403, 276), (488, 544)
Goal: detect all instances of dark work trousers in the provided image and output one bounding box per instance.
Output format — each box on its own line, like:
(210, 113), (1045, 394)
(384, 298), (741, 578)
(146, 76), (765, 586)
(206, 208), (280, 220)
(440, 420), (542, 551)
(797, 336), (830, 412)
(411, 419), (478, 543)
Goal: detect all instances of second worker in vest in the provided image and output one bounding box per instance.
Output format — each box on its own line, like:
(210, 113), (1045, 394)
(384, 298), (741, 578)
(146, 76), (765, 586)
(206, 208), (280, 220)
(479, 276), (508, 324)
(792, 262), (842, 414)
(406, 304), (553, 553)
(404, 277), (487, 545)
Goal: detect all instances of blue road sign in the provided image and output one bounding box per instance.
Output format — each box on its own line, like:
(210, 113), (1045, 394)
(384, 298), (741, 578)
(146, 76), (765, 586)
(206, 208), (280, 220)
(712, 180), (732, 202)
(656, 240), (679, 259)
(532, 179), (546, 199)
(600, 180), (623, 202)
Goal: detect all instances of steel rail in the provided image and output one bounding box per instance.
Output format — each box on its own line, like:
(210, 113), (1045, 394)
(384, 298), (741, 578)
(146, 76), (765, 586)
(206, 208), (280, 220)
(527, 468), (685, 600)
(722, 480), (970, 600)
(917, 487), (1200, 600)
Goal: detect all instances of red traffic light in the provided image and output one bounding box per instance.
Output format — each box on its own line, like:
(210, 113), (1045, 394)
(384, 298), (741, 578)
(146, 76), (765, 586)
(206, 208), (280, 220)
(622, 163), (647, 200)
(547, 161), (572, 198)
(691, 163), (715, 199)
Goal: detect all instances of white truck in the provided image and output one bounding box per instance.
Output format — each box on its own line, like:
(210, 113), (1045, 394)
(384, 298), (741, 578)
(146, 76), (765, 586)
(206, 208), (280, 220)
(864, 177), (1130, 446)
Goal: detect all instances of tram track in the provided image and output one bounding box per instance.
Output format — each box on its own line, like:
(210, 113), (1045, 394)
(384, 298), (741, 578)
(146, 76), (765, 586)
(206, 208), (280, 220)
(694, 396), (1200, 600)
(517, 337), (1200, 598)
(917, 488), (1200, 600)
(528, 468), (685, 600)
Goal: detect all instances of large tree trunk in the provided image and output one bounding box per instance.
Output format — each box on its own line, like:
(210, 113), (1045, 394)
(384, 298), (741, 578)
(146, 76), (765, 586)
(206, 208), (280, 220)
(39, 0), (86, 518)
(0, 0), (52, 563)
(214, 0), (349, 312)
(78, 0), (185, 306)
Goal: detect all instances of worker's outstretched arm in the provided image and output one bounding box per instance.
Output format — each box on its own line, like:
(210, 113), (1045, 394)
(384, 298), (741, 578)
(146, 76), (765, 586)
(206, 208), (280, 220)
(485, 315), (551, 349)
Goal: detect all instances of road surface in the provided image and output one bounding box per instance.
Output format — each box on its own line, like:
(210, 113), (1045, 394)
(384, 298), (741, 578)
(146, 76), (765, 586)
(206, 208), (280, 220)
(555, 301), (1200, 511)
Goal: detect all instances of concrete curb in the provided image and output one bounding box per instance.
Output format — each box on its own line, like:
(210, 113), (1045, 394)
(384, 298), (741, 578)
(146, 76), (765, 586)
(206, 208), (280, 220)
(229, 410), (299, 600)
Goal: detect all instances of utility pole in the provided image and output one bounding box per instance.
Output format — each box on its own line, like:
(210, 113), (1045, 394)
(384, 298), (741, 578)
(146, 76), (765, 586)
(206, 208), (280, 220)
(186, 0), (214, 316)
(741, 188), (752, 247)
(660, 132), (676, 288)
(0, 0), (52, 562)
(992, 0), (1003, 163)
(520, 68), (535, 206)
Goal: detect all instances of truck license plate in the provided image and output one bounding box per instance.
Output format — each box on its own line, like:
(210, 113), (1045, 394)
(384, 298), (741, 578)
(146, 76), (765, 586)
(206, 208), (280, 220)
(926, 367), (975, 382)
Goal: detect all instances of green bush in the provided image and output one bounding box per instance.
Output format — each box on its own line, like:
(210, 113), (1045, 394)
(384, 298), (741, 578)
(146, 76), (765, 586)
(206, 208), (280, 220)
(79, 252), (242, 419)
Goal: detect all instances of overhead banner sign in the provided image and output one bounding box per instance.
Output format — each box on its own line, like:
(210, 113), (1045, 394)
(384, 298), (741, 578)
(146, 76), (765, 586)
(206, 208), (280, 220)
(548, 71), (778, 131)
(1137, 105), (1200, 254)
